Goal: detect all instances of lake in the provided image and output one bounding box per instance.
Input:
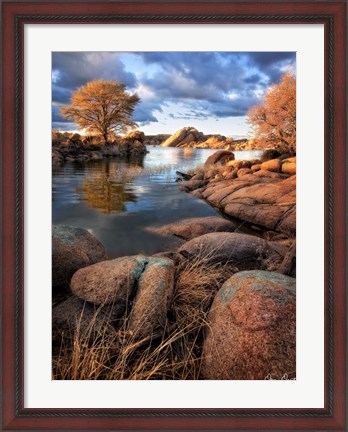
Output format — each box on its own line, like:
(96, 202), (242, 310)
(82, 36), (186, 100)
(52, 146), (262, 258)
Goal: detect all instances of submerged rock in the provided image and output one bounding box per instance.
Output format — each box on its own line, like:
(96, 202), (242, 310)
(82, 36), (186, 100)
(201, 270), (296, 380)
(52, 225), (107, 290)
(149, 216), (237, 240)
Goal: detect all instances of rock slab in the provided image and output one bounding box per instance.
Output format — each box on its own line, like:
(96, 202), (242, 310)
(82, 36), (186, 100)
(149, 216), (237, 240)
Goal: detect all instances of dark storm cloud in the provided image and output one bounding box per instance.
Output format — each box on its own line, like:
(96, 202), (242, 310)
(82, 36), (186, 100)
(244, 74), (262, 84)
(246, 52), (296, 83)
(247, 52), (295, 68)
(52, 52), (139, 129)
(132, 102), (161, 124)
(52, 104), (73, 130)
(52, 52), (137, 89)
(52, 86), (72, 104)
(138, 52), (247, 95)
(52, 51), (295, 130)
(133, 52), (295, 120)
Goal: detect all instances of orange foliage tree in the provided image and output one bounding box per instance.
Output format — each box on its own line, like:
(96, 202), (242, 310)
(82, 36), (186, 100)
(247, 73), (296, 151)
(61, 80), (140, 143)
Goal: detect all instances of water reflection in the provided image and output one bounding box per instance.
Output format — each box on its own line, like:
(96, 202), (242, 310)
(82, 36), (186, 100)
(76, 161), (139, 213)
(52, 147), (262, 257)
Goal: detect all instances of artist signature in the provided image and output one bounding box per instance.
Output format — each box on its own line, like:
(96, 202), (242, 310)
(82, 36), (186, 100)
(265, 373), (296, 380)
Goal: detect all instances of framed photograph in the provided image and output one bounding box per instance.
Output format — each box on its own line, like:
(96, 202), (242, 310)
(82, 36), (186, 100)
(2, 0), (346, 430)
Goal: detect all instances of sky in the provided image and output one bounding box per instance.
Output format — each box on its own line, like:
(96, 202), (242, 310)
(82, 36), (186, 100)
(52, 51), (295, 138)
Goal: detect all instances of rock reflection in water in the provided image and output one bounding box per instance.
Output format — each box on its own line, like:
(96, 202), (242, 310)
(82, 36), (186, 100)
(76, 159), (143, 213)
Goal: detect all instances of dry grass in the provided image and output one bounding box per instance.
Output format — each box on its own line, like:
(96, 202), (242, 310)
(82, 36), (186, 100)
(187, 162), (230, 180)
(107, 164), (176, 183)
(52, 252), (234, 380)
(207, 162), (230, 179)
(187, 163), (205, 178)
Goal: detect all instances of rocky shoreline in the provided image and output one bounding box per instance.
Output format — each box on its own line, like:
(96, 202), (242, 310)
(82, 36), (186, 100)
(52, 128), (272, 165)
(52, 150), (296, 380)
(159, 127), (288, 152)
(52, 130), (148, 166)
(179, 150), (296, 237)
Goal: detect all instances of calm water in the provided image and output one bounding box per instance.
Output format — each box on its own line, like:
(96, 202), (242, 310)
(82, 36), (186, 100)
(52, 147), (262, 258)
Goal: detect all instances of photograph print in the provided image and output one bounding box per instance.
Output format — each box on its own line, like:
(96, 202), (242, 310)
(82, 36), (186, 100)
(52, 51), (296, 381)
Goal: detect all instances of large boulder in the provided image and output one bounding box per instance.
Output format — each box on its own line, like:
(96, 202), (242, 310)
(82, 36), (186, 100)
(282, 157), (296, 175)
(128, 258), (175, 338)
(148, 216), (237, 240)
(118, 137), (147, 156)
(201, 270), (296, 380)
(161, 127), (203, 147)
(261, 158), (282, 172)
(70, 255), (148, 307)
(260, 149), (282, 162)
(52, 225), (107, 290)
(178, 232), (283, 268)
(227, 160), (253, 170)
(195, 135), (228, 149)
(204, 150), (235, 168)
(129, 139), (147, 156)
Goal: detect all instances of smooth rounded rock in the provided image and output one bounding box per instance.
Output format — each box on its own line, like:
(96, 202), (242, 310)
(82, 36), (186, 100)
(178, 232), (276, 268)
(52, 225), (107, 290)
(70, 255), (148, 306)
(282, 161), (296, 175)
(261, 158), (282, 172)
(204, 150), (235, 168)
(201, 270), (296, 380)
(128, 258), (175, 338)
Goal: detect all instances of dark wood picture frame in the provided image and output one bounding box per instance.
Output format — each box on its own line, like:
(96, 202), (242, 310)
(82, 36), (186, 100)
(1, 1), (346, 430)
